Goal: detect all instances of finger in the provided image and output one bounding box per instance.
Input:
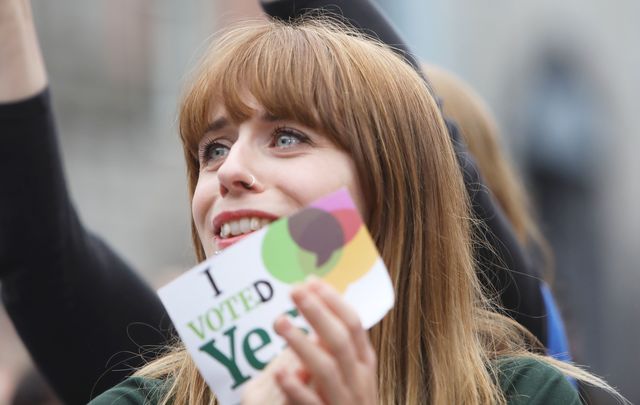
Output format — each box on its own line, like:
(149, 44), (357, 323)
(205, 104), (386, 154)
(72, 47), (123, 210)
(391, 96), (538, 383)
(276, 368), (323, 405)
(307, 279), (376, 365)
(241, 368), (287, 405)
(274, 315), (345, 404)
(290, 285), (359, 384)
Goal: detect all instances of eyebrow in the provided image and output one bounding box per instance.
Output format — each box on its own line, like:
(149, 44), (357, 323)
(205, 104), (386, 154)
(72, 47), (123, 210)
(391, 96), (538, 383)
(204, 117), (229, 134)
(204, 111), (282, 134)
(260, 111), (281, 122)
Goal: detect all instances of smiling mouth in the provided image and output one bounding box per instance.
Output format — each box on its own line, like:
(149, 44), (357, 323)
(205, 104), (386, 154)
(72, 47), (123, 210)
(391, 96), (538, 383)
(218, 217), (273, 239)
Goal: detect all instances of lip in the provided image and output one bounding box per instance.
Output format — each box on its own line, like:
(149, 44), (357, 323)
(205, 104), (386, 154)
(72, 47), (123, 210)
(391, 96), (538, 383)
(215, 233), (255, 250)
(212, 209), (279, 250)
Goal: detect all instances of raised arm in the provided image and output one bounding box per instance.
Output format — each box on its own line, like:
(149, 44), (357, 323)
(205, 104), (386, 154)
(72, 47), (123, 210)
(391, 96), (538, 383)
(0, 0), (46, 101)
(260, 0), (547, 346)
(0, 1), (172, 402)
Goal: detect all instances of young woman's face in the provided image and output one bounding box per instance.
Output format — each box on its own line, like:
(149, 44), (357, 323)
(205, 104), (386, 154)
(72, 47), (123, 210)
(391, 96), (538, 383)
(192, 97), (365, 257)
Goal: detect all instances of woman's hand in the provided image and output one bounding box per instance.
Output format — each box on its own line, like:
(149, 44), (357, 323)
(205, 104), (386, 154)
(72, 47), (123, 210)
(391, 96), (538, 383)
(241, 348), (301, 405)
(273, 279), (378, 405)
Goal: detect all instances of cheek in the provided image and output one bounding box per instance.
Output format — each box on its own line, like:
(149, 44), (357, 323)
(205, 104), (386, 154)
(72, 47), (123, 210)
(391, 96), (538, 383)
(343, 161), (367, 219)
(191, 176), (216, 236)
(334, 152), (367, 218)
(286, 152), (366, 216)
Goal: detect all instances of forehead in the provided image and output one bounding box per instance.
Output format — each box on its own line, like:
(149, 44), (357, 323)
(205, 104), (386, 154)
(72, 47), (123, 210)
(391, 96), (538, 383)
(208, 91), (261, 120)
(182, 51), (337, 158)
(207, 94), (279, 129)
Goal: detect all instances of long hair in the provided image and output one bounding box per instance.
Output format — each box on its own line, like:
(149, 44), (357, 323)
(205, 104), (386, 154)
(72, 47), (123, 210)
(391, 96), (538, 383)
(137, 18), (621, 405)
(423, 64), (554, 279)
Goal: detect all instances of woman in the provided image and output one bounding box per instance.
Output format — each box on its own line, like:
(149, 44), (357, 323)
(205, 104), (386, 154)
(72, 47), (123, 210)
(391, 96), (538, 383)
(89, 18), (608, 404)
(1, 0), (546, 402)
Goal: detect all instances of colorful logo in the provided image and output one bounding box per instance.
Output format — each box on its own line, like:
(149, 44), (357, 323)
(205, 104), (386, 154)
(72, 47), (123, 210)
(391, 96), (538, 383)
(261, 190), (378, 292)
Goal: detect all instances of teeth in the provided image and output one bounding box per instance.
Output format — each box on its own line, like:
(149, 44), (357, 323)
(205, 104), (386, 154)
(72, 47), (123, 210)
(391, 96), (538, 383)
(219, 217), (272, 239)
(221, 223), (231, 238)
(230, 221), (240, 236)
(239, 218), (250, 234)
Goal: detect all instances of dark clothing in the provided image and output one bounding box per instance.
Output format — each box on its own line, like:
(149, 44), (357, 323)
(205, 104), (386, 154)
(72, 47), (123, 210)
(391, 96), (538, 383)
(87, 358), (581, 404)
(1, 1), (547, 403)
(0, 91), (173, 404)
(260, 0), (424, 77)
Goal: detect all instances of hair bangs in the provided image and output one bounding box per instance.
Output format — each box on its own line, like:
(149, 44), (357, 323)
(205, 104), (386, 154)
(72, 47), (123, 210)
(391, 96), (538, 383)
(180, 19), (360, 162)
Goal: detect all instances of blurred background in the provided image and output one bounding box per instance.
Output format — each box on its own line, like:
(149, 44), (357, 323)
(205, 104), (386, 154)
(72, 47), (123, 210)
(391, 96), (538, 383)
(1, 0), (638, 403)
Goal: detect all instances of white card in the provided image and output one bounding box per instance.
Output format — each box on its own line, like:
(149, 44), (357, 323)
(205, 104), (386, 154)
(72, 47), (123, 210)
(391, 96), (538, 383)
(158, 188), (394, 404)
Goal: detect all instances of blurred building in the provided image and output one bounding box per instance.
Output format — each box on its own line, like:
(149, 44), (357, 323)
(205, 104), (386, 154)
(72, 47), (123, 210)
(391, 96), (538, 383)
(0, 0), (637, 404)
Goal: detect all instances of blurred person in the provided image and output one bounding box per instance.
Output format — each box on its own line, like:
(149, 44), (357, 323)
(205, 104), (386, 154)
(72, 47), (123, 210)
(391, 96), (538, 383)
(424, 64), (546, 255)
(89, 18), (616, 405)
(423, 63), (572, 362)
(0, 1), (173, 403)
(1, 0), (551, 402)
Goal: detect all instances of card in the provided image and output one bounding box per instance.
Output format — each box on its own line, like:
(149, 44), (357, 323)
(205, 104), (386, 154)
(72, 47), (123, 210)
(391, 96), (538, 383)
(157, 188), (394, 404)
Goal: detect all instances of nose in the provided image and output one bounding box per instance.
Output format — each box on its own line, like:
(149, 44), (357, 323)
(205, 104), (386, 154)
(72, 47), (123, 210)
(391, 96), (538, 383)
(217, 140), (261, 197)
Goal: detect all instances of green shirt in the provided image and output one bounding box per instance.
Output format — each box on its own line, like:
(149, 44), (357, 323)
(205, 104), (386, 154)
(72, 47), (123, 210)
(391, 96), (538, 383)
(89, 358), (581, 404)
(89, 377), (166, 404)
(496, 358), (581, 404)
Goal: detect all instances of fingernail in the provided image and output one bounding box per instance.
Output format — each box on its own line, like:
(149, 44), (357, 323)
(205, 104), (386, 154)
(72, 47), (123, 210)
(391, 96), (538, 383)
(291, 288), (311, 309)
(274, 315), (292, 336)
(308, 278), (325, 292)
(290, 286), (305, 301)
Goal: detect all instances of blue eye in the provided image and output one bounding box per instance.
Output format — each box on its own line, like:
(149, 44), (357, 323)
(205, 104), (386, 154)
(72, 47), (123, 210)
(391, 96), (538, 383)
(210, 145), (229, 159)
(272, 127), (310, 149)
(275, 133), (301, 148)
(200, 142), (229, 167)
